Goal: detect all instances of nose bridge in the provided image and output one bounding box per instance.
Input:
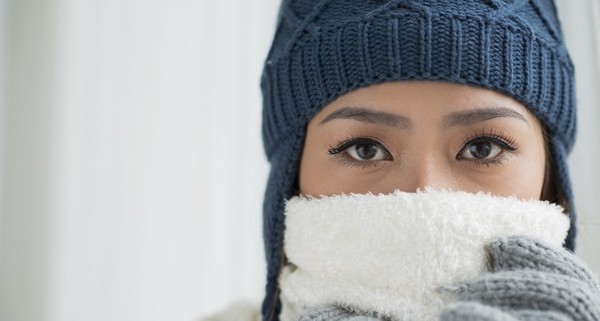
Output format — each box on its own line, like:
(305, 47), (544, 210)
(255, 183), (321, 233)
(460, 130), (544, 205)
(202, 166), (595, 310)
(405, 151), (454, 192)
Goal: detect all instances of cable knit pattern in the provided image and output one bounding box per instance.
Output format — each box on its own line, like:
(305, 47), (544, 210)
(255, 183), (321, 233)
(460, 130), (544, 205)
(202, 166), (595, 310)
(260, 1), (577, 320)
(298, 307), (381, 321)
(439, 237), (600, 321)
(263, 2), (575, 157)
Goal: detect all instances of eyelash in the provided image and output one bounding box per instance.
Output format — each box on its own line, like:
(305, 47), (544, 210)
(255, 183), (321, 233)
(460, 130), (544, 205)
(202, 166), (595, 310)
(327, 135), (389, 168)
(327, 130), (520, 168)
(458, 129), (519, 167)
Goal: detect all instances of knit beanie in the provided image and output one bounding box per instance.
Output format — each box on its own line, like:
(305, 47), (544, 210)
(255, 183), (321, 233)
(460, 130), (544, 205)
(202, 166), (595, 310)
(260, 0), (576, 320)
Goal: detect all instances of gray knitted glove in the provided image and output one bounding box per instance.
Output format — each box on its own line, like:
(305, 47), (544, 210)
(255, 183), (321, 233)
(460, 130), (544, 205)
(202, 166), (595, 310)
(298, 306), (384, 321)
(439, 236), (600, 321)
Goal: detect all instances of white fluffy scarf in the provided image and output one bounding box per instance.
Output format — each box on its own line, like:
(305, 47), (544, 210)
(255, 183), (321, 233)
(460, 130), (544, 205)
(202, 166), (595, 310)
(278, 189), (570, 321)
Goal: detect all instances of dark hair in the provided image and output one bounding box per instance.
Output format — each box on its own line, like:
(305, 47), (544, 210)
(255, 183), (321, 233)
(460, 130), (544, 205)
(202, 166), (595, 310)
(540, 124), (570, 214)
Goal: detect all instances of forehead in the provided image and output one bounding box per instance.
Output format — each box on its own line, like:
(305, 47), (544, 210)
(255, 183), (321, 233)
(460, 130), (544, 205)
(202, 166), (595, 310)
(310, 80), (539, 125)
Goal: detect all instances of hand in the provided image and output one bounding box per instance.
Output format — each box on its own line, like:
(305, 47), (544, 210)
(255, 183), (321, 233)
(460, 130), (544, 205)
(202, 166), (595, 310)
(439, 236), (600, 321)
(298, 306), (384, 321)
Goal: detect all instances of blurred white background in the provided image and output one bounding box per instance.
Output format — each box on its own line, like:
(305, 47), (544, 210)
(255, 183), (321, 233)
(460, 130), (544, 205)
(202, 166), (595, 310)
(0, 1), (598, 321)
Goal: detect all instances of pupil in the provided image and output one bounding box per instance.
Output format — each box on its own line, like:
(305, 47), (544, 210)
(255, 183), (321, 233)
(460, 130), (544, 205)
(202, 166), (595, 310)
(469, 142), (492, 159)
(356, 143), (378, 159)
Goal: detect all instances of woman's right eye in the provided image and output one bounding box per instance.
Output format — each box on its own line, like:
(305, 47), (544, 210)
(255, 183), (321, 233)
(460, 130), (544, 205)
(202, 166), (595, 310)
(328, 137), (392, 163)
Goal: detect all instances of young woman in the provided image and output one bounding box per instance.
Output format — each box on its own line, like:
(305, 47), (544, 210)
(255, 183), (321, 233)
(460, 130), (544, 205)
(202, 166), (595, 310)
(205, 0), (600, 320)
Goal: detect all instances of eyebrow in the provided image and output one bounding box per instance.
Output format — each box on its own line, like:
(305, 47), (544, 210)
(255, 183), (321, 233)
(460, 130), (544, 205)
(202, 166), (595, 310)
(319, 106), (529, 128)
(443, 107), (529, 127)
(318, 106), (411, 128)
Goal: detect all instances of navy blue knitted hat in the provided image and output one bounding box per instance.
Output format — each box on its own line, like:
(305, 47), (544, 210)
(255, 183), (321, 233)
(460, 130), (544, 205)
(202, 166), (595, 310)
(260, 0), (576, 320)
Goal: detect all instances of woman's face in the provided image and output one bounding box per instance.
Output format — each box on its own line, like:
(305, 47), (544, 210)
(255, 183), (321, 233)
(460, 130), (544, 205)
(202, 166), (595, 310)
(299, 81), (546, 199)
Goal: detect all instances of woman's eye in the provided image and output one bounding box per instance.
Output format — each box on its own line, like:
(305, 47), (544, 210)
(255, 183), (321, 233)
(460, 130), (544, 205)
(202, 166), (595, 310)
(460, 141), (502, 160)
(346, 141), (387, 161)
(328, 138), (391, 163)
(457, 135), (518, 164)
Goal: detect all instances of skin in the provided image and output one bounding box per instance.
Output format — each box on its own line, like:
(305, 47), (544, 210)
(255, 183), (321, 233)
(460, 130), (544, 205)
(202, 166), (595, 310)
(299, 81), (546, 199)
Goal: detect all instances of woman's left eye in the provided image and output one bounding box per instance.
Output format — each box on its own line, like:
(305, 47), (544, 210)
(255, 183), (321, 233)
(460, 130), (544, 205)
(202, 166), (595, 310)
(457, 136), (516, 164)
(460, 141), (502, 159)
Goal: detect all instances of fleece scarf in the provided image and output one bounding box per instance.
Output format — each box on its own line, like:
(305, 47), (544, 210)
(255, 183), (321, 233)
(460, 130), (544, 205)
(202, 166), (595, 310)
(278, 189), (570, 321)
